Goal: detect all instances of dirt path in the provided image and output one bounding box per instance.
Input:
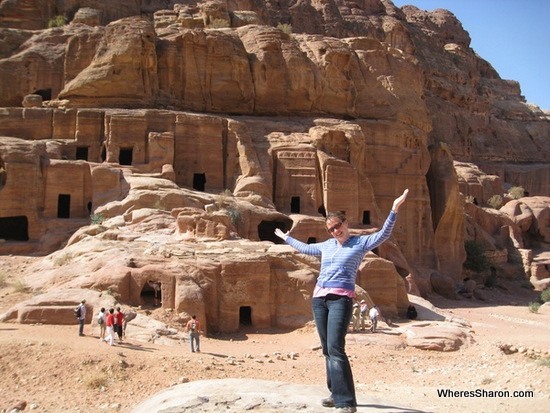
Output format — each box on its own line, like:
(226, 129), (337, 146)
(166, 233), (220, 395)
(0, 257), (548, 413)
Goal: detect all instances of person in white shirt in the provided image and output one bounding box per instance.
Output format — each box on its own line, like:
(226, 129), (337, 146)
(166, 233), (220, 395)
(97, 307), (106, 340)
(369, 306), (380, 333)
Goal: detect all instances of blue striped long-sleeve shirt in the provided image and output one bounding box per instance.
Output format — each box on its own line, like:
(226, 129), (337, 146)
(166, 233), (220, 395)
(285, 211), (397, 291)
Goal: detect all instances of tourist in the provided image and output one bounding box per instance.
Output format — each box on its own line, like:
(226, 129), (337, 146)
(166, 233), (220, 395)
(185, 315), (201, 353)
(75, 299), (87, 336)
(115, 306), (125, 344)
(352, 303), (361, 332)
(369, 305), (380, 333)
(97, 307), (106, 340)
(103, 308), (116, 346)
(359, 300), (369, 331)
(274, 188), (409, 413)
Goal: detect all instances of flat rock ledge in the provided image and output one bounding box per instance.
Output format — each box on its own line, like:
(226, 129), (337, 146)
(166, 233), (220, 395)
(132, 378), (423, 413)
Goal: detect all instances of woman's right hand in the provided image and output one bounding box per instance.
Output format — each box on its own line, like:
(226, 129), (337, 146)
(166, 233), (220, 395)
(274, 228), (289, 240)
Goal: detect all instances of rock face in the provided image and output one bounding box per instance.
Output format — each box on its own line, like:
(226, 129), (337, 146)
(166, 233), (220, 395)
(0, 1), (549, 331)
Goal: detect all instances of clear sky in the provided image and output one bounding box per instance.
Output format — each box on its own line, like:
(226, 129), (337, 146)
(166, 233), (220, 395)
(391, 0), (550, 110)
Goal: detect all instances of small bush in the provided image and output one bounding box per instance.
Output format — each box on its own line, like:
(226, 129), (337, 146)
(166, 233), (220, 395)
(486, 194), (503, 209)
(508, 186), (525, 199)
(277, 23), (293, 34)
(464, 240), (490, 273)
(90, 213), (105, 225)
(537, 357), (550, 367)
(464, 195), (475, 204)
(48, 15), (67, 28)
(540, 288), (550, 303)
(86, 373), (109, 389)
(215, 189), (233, 208)
(227, 206), (241, 225)
(53, 252), (71, 267)
(528, 301), (541, 313)
(208, 18), (230, 28)
(12, 279), (30, 293)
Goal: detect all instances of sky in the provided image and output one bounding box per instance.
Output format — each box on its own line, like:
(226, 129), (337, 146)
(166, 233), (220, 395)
(391, 0), (550, 110)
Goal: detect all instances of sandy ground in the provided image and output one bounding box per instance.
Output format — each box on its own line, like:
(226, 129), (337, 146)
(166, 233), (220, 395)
(0, 256), (549, 413)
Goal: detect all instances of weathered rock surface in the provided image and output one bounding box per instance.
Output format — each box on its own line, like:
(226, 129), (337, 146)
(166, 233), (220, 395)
(0, 1), (548, 333)
(132, 378), (418, 413)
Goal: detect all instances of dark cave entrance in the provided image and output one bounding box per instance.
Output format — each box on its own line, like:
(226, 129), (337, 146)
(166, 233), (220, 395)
(239, 306), (252, 326)
(0, 216), (29, 241)
(76, 146), (89, 161)
(362, 210), (371, 225)
(193, 173), (206, 191)
(290, 196), (300, 213)
(57, 194), (71, 218)
(119, 147), (133, 165)
(258, 220), (292, 244)
(140, 281), (162, 307)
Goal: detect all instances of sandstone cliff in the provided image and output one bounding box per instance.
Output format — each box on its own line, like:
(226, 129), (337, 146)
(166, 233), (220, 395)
(0, 0), (548, 333)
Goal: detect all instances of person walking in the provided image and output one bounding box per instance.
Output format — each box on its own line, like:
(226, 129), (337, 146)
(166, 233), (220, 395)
(369, 305), (380, 333)
(351, 303), (361, 332)
(97, 307), (107, 340)
(185, 315), (201, 353)
(359, 300), (369, 331)
(114, 307), (125, 344)
(76, 299), (87, 336)
(274, 189), (409, 413)
(103, 308), (116, 346)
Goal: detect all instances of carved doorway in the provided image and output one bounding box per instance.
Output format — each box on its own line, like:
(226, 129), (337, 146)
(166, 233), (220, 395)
(57, 194), (71, 218)
(119, 147), (133, 165)
(193, 173), (206, 191)
(0, 216), (29, 241)
(239, 306), (252, 326)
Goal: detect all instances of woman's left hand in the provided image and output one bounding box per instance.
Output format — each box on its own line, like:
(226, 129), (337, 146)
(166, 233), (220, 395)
(392, 188), (409, 212)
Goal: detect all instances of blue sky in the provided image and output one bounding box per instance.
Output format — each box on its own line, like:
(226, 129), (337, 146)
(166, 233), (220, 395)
(392, 0), (550, 110)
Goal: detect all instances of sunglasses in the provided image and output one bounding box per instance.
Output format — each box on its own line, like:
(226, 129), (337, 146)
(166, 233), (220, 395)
(327, 221), (344, 234)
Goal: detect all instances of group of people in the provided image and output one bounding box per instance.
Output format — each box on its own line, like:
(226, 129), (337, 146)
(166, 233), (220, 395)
(80, 301), (203, 353)
(77, 187), (410, 413)
(97, 306), (127, 346)
(351, 300), (381, 333)
(76, 302), (136, 346)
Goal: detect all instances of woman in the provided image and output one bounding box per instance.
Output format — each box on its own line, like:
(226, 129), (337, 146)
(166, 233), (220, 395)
(275, 189), (408, 412)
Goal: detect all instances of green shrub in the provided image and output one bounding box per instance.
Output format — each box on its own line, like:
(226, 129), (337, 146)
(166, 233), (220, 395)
(277, 23), (293, 34)
(464, 240), (490, 272)
(48, 15), (67, 28)
(486, 194), (503, 209)
(227, 206), (241, 225)
(464, 195), (475, 204)
(508, 186), (525, 199)
(90, 213), (105, 225)
(528, 301), (541, 313)
(540, 288), (550, 303)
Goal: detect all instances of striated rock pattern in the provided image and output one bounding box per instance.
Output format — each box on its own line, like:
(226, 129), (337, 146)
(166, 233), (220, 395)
(0, 0), (549, 332)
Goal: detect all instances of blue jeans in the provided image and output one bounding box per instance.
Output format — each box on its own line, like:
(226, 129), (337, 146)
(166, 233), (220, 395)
(78, 319), (85, 335)
(312, 294), (356, 408)
(189, 332), (200, 352)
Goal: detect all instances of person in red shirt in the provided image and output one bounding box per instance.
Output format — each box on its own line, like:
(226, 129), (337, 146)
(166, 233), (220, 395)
(114, 307), (125, 344)
(103, 308), (116, 346)
(185, 315), (201, 353)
